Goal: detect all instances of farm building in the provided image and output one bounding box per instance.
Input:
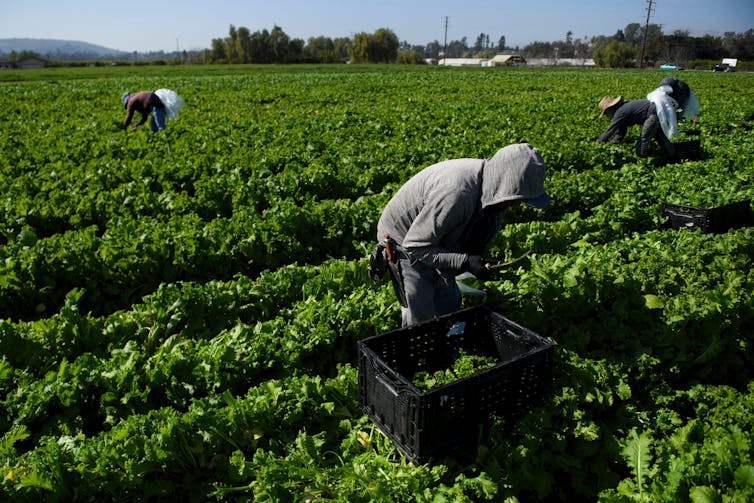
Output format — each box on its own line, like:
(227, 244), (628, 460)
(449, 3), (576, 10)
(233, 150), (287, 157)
(16, 56), (48, 69)
(437, 57), (489, 67)
(432, 54), (528, 67)
(488, 54), (526, 66)
(428, 54), (595, 68)
(426, 54), (595, 66)
(526, 57), (595, 67)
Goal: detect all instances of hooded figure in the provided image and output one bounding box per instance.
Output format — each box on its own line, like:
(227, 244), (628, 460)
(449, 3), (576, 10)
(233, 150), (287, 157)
(376, 143), (549, 326)
(658, 76), (699, 120)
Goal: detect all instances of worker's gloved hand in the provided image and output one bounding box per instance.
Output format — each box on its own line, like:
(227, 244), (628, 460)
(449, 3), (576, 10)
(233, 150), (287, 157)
(465, 255), (492, 281)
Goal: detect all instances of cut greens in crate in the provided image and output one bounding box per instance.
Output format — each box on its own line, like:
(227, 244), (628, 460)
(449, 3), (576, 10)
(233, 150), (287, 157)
(412, 350), (500, 390)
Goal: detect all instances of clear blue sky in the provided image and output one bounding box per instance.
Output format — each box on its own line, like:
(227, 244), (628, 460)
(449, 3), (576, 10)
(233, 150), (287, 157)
(2, 0), (753, 53)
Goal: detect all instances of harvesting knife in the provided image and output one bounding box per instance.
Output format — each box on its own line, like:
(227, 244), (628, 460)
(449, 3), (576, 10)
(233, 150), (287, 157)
(485, 249), (532, 271)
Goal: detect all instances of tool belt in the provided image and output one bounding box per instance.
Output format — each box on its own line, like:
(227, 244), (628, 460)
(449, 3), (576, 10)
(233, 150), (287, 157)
(369, 243), (388, 282)
(368, 235), (408, 307)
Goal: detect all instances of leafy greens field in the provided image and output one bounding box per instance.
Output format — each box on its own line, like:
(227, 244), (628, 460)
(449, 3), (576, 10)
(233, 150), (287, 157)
(1, 64), (753, 502)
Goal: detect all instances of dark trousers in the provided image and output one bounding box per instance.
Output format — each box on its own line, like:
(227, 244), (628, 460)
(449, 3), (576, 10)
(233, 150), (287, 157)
(399, 259), (461, 327)
(637, 104), (675, 158)
(148, 92), (167, 133)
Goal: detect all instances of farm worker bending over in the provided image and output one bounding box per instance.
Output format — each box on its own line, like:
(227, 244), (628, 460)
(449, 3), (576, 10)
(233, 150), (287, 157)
(596, 95), (676, 159)
(657, 76), (700, 121)
(121, 90), (166, 133)
(375, 143), (550, 327)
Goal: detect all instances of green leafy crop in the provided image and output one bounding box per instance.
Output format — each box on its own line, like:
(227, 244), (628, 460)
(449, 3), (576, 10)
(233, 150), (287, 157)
(1, 65), (752, 502)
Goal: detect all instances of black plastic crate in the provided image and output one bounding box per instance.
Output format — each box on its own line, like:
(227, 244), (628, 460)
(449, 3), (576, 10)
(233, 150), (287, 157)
(673, 139), (701, 161)
(659, 198), (751, 234)
(357, 305), (554, 464)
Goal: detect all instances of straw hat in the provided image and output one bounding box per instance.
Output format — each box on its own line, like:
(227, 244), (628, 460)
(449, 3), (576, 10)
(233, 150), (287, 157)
(598, 95), (623, 117)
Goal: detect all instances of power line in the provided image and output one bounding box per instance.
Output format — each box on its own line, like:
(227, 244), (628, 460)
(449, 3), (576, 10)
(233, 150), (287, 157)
(639, 0), (655, 68)
(443, 16), (449, 65)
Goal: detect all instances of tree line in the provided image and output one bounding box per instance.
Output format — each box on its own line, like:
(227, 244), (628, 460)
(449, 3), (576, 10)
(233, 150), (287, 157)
(200, 23), (754, 67)
(204, 25), (400, 64)
(590, 24), (754, 68)
(2, 23), (751, 68)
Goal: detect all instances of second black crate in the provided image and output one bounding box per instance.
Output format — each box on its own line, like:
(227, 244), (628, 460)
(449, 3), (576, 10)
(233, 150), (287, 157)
(358, 305), (554, 464)
(659, 198), (751, 234)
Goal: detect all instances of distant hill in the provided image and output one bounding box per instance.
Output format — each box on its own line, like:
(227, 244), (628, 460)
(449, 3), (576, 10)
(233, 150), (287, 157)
(0, 38), (130, 60)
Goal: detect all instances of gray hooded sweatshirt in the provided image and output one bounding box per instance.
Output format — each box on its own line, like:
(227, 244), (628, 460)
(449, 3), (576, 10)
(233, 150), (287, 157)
(377, 143), (547, 273)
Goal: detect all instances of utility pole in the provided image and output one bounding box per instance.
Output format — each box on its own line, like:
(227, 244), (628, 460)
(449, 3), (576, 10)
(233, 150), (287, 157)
(639, 0), (654, 69)
(443, 16), (448, 65)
